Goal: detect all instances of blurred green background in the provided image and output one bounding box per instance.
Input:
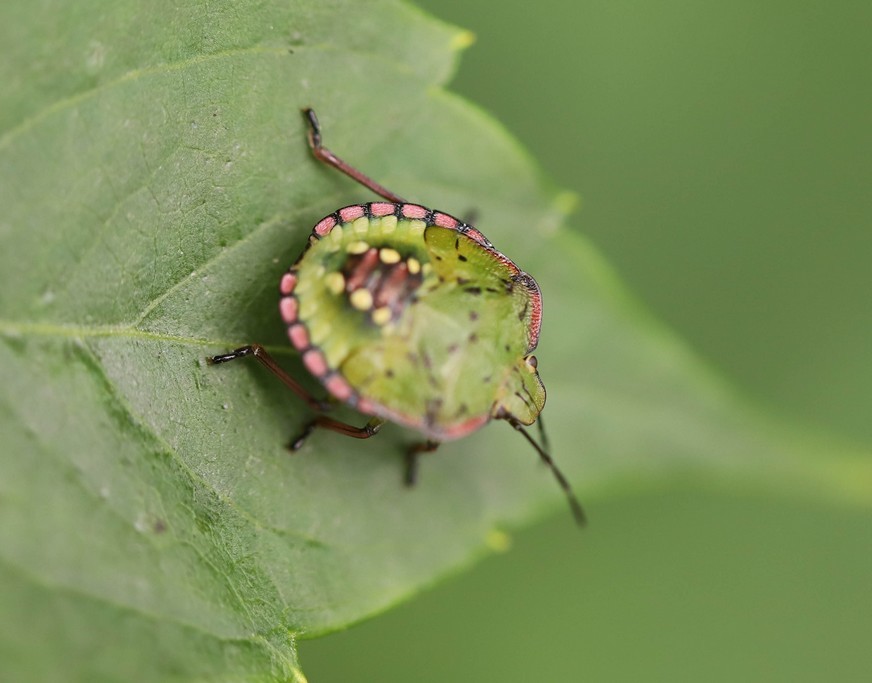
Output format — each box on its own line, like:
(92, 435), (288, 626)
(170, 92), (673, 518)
(303, 1), (872, 681)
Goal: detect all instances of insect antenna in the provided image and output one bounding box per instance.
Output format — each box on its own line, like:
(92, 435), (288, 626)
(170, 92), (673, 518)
(506, 415), (586, 527)
(536, 411), (551, 454)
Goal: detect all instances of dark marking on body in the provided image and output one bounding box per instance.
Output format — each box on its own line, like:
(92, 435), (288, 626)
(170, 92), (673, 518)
(469, 311), (479, 321)
(468, 333), (479, 343)
(425, 398), (444, 426)
(514, 273), (537, 291)
(463, 286), (482, 295)
(521, 382), (537, 407)
(515, 390), (533, 411)
(518, 301), (529, 321)
(458, 254), (468, 262)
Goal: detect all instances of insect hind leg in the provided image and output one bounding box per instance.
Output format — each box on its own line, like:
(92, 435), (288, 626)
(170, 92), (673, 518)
(208, 343), (331, 412)
(404, 440), (441, 486)
(289, 415), (385, 451)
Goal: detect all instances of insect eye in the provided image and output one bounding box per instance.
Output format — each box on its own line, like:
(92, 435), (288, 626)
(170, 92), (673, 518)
(525, 355), (538, 371)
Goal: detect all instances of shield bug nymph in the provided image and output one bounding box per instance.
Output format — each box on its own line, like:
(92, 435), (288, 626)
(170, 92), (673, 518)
(210, 108), (585, 526)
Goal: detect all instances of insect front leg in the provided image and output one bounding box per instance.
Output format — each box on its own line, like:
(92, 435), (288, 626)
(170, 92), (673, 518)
(302, 108), (406, 203)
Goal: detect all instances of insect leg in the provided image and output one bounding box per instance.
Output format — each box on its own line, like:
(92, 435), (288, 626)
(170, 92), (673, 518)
(404, 440), (441, 487)
(208, 344), (331, 412)
(302, 108), (406, 204)
(289, 415), (385, 451)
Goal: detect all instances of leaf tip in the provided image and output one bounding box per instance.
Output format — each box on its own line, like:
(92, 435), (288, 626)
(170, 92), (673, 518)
(554, 189), (580, 217)
(536, 190), (580, 236)
(451, 29), (476, 52)
(485, 528), (513, 553)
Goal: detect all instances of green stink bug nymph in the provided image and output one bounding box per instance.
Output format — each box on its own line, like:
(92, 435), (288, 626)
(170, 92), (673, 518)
(210, 109), (585, 526)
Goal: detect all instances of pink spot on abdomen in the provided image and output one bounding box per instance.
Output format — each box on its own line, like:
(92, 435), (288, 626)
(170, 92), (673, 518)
(441, 414), (489, 441)
(314, 215), (337, 236)
(280, 272), (297, 295)
(464, 228), (488, 246)
(325, 374), (353, 401)
(303, 349), (329, 378)
(339, 205), (366, 222)
(401, 204), (427, 219)
(279, 296), (298, 323)
(370, 202), (397, 216)
(432, 212), (458, 229)
(356, 397), (376, 415)
(527, 289), (543, 349)
(288, 323), (309, 350)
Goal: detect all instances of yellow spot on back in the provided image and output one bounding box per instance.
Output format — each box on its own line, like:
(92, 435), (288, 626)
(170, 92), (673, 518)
(308, 317), (331, 344)
(350, 288), (373, 310)
(347, 240), (369, 254)
(379, 248), (401, 264)
(409, 219), (426, 236)
(353, 216), (370, 234)
(379, 215), (398, 233)
(327, 226), (344, 248)
(298, 295), (318, 320)
(325, 272), (345, 295)
(371, 306), (392, 325)
(407, 257), (421, 274)
(293, 277), (312, 295)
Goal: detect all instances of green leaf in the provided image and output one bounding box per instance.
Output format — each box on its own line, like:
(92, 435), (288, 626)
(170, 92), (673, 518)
(0, 1), (868, 681)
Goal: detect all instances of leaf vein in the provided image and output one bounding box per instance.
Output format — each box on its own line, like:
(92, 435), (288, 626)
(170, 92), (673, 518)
(0, 44), (292, 152)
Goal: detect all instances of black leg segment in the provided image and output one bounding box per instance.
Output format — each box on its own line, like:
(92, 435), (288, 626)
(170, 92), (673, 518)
(303, 108), (406, 204)
(290, 415), (385, 451)
(208, 343), (331, 412)
(404, 439), (441, 487)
